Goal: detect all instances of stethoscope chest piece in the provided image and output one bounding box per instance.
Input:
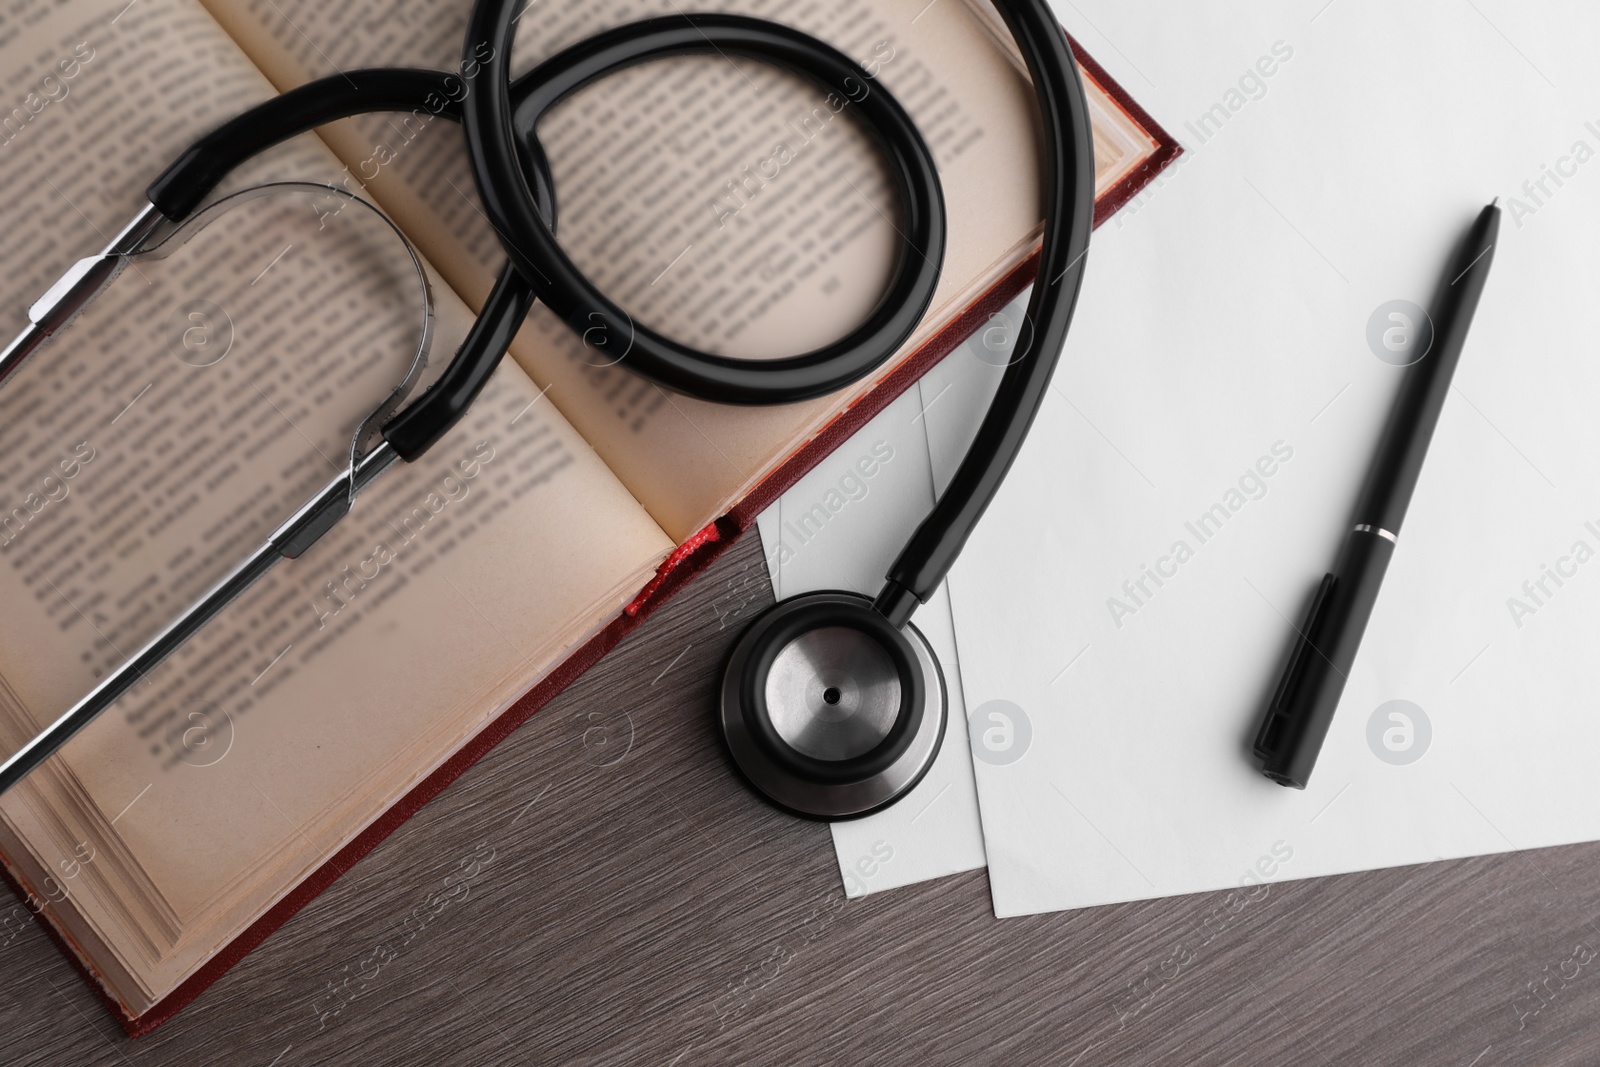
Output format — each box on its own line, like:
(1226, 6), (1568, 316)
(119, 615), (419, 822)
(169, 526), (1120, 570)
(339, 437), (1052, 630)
(719, 592), (945, 820)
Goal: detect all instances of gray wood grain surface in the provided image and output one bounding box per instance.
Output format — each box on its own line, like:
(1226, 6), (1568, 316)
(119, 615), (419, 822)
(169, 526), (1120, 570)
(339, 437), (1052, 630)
(3, 533), (1597, 1066)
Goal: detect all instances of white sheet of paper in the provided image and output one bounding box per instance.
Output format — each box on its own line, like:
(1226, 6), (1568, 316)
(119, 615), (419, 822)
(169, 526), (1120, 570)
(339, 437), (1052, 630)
(950, 0), (1600, 916)
(755, 359), (1002, 896)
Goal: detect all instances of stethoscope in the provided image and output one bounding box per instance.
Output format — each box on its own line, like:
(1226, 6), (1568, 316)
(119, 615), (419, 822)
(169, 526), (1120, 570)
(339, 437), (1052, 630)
(0, 0), (1093, 821)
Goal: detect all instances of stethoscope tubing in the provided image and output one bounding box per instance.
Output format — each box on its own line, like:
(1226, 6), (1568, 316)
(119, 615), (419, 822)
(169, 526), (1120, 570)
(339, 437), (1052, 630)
(877, 0), (1096, 625)
(460, 12), (946, 405)
(463, 0), (1095, 628)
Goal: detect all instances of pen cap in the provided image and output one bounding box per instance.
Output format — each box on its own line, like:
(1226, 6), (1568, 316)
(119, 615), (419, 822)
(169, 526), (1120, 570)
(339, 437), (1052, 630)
(1255, 529), (1395, 788)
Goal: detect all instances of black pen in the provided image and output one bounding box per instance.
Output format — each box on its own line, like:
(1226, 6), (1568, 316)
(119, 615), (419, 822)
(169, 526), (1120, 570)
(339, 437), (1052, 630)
(1253, 200), (1501, 789)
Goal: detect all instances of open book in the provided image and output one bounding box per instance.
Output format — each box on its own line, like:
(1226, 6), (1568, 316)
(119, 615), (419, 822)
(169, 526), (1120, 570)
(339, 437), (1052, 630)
(0, 0), (1175, 1034)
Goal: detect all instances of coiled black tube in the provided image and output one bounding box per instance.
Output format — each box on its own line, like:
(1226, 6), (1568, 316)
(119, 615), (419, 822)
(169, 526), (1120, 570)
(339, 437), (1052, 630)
(461, 1), (1093, 625)
(460, 13), (945, 405)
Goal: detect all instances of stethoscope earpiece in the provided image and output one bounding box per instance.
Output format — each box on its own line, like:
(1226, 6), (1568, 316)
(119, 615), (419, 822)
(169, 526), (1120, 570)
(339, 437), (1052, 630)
(719, 592), (945, 820)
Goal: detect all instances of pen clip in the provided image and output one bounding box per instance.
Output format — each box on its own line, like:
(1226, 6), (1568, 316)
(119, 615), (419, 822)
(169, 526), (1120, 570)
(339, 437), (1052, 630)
(1253, 572), (1336, 763)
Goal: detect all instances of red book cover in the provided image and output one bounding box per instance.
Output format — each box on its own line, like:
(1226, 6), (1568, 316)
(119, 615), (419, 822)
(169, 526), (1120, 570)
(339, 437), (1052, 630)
(2, 32), (1180, 1037)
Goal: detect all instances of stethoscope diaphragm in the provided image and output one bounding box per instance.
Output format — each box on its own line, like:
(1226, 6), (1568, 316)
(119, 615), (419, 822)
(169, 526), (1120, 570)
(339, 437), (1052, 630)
(719, 591), (946, 820)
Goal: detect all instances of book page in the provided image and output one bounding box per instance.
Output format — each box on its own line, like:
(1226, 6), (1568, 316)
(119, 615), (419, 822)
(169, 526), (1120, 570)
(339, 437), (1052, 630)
(0, 0), (671, 1010)
(199, 0), (1048, 540)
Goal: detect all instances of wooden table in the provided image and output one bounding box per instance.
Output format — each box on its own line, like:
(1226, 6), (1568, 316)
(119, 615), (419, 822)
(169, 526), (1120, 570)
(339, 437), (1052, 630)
(4, 534), (1598, 1065)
